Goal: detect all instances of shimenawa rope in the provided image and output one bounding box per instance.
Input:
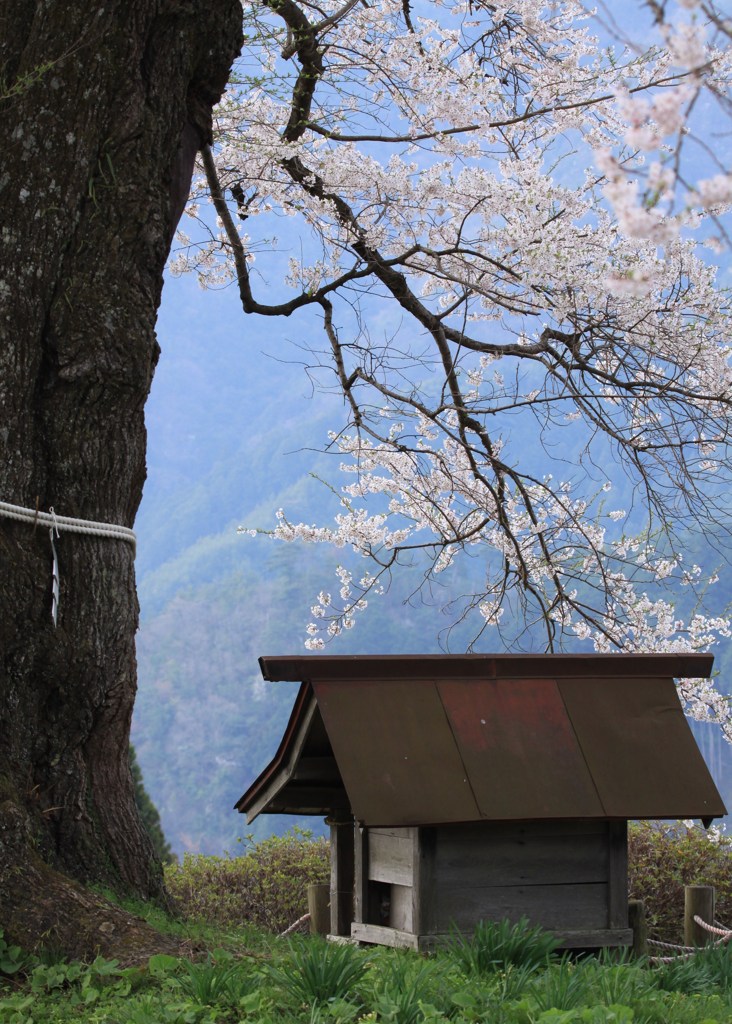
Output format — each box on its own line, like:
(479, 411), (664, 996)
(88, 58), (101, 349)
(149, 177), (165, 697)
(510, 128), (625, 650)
(0, 500), (136, 626)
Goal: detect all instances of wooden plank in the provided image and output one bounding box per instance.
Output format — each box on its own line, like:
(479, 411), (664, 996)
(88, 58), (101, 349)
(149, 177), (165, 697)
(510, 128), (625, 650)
(330, 819), (354, 937)
(370, 828), (413, 839)
(291, 757), (342, 781)
(554, 928), (633, 949)
(413, 827), (435, 936)
(436, 820), (609, 841)
(417, 927), (633, 951)
(369, 830), (414, 886)
(432, 882), (608, 932)
(685, 886), (716, 947)
(241, 693), (318, 821)
(434, 826), (608, 888)
(260, 653), (714, 683)
(390, 884), (413, 931)
(353, 824), (368, 926)
(308, 884), (330, 936)
(285, 698), (319, 776)
(351, 922), (420, 950)
(268, 785), (351, 815)
(628, 901), (648, 957)
(607, 821), (628, 928)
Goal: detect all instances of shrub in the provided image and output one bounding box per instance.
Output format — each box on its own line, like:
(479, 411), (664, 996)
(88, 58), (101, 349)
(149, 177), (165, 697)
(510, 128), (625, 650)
(628, 820), (732, 943)
(165, 828), (330, 933)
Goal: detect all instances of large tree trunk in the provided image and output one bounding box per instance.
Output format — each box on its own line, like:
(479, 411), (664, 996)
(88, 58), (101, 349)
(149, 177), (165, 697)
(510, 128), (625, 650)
(0, 0), (241, 957)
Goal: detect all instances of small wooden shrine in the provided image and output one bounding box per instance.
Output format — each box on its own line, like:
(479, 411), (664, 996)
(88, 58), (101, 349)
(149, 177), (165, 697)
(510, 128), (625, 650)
(237, 654), (725, 950)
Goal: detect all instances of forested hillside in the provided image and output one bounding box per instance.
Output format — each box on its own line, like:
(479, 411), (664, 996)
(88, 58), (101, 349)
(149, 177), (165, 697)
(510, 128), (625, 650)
(133, 274), (477, 854)
(133, 273), (732, 858)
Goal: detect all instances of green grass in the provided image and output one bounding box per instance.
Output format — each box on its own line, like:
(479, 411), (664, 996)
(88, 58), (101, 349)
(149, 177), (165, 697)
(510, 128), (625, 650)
(5, 825), (732, 1023)
(5, 915), (732, 1024)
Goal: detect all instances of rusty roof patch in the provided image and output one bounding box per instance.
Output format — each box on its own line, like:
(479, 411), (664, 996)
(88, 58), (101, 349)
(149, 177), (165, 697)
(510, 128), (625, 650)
(436, 677), (605, 820)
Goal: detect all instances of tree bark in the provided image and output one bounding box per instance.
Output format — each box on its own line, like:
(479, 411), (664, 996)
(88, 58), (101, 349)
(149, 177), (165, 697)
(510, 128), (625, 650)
(0, 0), (241, 957)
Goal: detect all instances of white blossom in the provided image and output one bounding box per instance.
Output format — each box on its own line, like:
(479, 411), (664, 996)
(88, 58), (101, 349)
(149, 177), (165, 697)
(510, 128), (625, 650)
(197, 0), (732, 735)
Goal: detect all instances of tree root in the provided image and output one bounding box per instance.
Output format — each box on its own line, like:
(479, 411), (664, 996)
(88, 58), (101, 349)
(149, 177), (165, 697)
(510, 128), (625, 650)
(0, 800), (190, 966)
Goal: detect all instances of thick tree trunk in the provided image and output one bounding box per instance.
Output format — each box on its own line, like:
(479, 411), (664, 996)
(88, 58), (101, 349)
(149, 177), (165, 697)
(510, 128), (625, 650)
(0, 0), (241, 956)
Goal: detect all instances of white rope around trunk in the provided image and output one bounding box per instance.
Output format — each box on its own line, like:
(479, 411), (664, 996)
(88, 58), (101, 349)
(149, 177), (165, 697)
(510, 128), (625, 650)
(0, 500), (136, 627)
(0, 501), (136, 546)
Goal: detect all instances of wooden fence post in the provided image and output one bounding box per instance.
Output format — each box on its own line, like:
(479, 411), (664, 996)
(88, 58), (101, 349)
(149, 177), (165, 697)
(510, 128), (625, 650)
(684, 885), (715, 947)
(308, 883), (330, 936)
(628, 899), (648, 958)
(330, 817), (355, 937)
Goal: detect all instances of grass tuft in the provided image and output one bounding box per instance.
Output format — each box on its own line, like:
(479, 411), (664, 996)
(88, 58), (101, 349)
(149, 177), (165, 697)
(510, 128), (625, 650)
(270, 937), (371, 1006)
(446, 916), (559, 976)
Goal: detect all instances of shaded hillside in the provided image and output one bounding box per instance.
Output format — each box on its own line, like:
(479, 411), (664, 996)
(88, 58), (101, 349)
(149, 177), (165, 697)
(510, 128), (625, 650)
(134, 537), (468, 854)
(133, 276), (474, 854)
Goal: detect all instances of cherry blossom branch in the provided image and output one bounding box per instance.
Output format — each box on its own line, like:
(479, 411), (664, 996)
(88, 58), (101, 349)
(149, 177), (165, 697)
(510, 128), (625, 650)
(181, 1), (732, 702)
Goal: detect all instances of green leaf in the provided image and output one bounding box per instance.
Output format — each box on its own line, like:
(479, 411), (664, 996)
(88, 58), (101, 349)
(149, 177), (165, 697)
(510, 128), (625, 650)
(537, 1009), (579, 1024)
(147, 953), (181, 977)
(90, 955), (121, 976)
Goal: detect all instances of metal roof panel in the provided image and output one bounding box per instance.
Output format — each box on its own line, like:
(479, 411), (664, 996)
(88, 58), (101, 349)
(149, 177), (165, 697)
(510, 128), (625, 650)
(436, 677), (605, 819)
(313, 677), (481, 825)
(238, 654), (725, 824)
(559, 675), (726, 819)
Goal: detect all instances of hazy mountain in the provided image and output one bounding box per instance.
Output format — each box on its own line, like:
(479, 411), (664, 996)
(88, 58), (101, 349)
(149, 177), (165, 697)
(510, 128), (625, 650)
(132, 273), (732, 858)
(133, 274), (473, 853)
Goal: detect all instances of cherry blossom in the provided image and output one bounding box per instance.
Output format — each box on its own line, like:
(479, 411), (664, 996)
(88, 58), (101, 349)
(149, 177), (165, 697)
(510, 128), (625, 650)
(595, 2), (731, 254)
(175, 0), (732, 734)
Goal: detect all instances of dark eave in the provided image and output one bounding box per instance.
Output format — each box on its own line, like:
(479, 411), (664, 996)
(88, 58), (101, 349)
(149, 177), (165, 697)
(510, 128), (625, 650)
(235, 683), (349, 823)
(259, 652), (715, 682)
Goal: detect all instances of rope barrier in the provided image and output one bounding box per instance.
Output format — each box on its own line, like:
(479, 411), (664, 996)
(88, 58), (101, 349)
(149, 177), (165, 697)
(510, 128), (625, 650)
(278, 912), (310, 937)
(50, 508), (60, 627)
(0, 500), (136, 627)
(694, 916), (732, 939)
(648, 938), (695, 951)
(648, 917), (732, 964)
(649, 949), (697, 964)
